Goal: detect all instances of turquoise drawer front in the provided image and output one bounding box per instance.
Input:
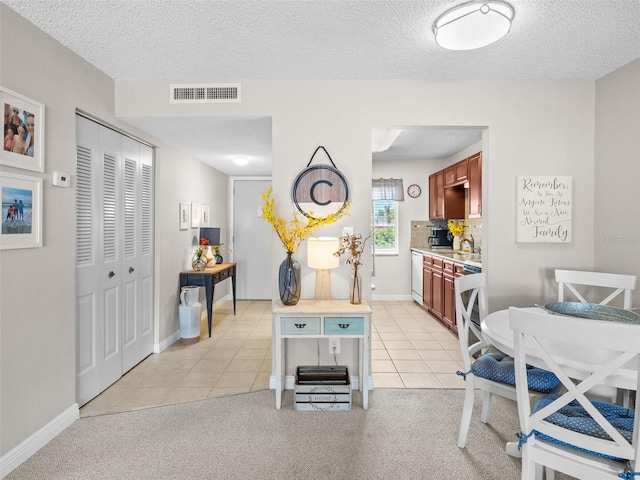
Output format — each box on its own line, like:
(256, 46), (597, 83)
(324, 317), (364, 335)
(281, 317), (321, 335)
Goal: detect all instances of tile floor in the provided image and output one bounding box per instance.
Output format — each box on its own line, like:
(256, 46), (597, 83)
(80, 299), (465, 417)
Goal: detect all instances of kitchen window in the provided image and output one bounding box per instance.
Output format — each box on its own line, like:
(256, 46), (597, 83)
(373, 199), (398, 255)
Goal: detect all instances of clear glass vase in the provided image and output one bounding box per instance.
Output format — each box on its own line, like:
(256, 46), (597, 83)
(192, 255), (207, 271)
(350, 267), (362, 305)
(278, 252), (301, 306)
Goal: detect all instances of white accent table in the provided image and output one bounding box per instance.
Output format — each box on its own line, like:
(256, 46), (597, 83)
(272, 299), (372, 409)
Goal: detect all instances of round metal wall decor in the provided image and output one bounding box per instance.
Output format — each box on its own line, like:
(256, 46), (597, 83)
(291, 146), (350, 219)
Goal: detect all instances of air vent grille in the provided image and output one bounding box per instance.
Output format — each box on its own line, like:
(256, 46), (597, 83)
(170, 83), (241, 103)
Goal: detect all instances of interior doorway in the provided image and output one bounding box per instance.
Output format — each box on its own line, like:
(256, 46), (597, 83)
(230, 177), (272, 299)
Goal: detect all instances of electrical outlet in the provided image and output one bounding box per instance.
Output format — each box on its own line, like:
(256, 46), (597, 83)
(329, 337), (340, 355)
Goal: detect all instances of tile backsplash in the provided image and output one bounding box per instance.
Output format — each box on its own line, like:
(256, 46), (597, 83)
(410, 218), (482, 252)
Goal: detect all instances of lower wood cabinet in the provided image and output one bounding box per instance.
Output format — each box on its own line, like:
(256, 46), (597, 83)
(422, 253), (464, 334)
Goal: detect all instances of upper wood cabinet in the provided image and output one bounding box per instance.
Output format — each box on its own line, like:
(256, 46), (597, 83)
(429, 171), (445, 220)
(467, 152), (482, 218)
(429, 151), (482, 220)
(444, 158), (468, 187)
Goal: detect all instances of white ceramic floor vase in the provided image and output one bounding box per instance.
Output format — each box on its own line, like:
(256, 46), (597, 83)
(179, 286), (201, 344)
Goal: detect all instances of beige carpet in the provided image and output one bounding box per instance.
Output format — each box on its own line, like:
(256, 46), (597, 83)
(6, 389), (573, 479)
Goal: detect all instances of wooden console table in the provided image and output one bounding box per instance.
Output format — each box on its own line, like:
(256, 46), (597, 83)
(272, 299), (372, 409)
(179, 263), (236, 337)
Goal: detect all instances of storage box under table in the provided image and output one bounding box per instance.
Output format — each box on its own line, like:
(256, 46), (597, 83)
(294, 366), (351, 411)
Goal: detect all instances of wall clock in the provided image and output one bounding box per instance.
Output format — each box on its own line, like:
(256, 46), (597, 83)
(407, 184), (421, 198)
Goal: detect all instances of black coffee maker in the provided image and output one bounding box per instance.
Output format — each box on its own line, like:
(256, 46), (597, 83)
(428, 229), (453, 249)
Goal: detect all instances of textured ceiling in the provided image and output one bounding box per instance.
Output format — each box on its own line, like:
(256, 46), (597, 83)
(3, 0), (639, 174)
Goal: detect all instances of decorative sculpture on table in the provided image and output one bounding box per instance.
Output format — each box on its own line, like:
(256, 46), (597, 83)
(261, 186), (350, 305)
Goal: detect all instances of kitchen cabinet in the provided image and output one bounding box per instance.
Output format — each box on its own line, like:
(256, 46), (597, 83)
(468, 152), (482, 218)
(421, 252), (465, 333)
(428, 171), (444, 220)
(444, 158), (468, 187)
(423, 255), (433, 308)
(443, 262), (465, 334)
(429, 152), (481, 221)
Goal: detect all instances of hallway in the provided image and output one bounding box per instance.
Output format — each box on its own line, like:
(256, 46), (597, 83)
(80, 299), (465, 417)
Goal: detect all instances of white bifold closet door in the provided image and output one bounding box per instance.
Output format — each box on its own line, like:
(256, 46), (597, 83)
(75, 115), (154, 406)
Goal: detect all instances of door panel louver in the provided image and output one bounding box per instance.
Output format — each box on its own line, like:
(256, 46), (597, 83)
(76, 145), (93, 265)
(141, 164), (153, 254)
(103, 153), (117, 261)
(124, 158), (136, 258)
(169, 83), (241, 103)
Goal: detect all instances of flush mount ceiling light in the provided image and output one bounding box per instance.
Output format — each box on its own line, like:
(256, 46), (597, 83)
(433, 1), (514, 51)
(233, 155), (249, 166)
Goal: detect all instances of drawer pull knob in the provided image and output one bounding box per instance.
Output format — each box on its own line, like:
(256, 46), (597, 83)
(295, 323), (306, 329)
(338, 323), (350, 329)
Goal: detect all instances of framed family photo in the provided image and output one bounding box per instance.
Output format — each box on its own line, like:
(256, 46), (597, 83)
(1, 171), (43, 249)
(2, 86), (45, 172)
(179, 202), (190, 230)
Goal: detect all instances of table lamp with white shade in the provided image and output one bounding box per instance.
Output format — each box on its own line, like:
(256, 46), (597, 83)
(307, 237), (340, 300)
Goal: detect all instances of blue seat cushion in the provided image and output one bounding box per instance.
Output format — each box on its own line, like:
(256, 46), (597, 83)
(529, 393), (635, 460)
(470, 351), (560, 393)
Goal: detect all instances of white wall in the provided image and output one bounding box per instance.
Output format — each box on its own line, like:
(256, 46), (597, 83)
(154, 149), (228, 343)
(594, 58), (640, 308)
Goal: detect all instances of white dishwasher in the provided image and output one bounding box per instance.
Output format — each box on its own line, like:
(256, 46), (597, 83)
(411, 251), (423, 304)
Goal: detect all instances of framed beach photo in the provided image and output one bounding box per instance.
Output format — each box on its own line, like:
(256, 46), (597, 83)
(191, 203), (201, 228)
(1, 171), (43, 249)
(2, 86), (45, 172)
(201, 205), (210, 227)
(179, 202), (190, 230)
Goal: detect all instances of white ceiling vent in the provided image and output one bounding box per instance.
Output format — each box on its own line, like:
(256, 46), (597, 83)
(169, 83), (241, 104)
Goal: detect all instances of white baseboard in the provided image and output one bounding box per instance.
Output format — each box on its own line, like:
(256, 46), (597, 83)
(371, 294), (413, 301)
(0, 403), (79, 478)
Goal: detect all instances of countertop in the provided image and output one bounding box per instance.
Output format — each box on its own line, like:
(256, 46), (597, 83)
(411, 247), (482, 268)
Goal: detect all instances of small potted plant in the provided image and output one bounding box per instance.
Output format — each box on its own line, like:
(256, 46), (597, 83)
(447, 219), (465, 251)
(192, 238), (209, 271)
(334, 233), (371, 304)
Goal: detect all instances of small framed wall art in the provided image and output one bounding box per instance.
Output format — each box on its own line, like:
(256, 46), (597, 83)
(179, 202), (190, 230)
(201, 205), (210, 227)
(2, 86), (45, 172)
(191, 203), (201, 228)
(1, 171), (43, 249)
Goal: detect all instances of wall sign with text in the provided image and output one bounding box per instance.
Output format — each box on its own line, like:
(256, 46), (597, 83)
(516, 176), (572, 243)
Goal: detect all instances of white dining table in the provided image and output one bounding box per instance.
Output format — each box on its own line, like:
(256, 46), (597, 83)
(482, 307), (637, 391)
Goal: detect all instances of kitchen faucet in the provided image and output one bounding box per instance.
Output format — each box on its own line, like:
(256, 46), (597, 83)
(461, 234), (475, 252)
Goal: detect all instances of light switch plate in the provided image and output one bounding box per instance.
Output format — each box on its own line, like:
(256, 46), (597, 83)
(53, 171), (70, 187)
(342, 227), (354, 236)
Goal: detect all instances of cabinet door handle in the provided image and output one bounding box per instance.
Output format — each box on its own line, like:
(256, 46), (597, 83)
(294, 323), (306, 329)
(108, 271), (115, 279)
(338, 323), (350, 329)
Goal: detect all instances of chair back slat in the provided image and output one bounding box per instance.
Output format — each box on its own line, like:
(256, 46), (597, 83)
(555, 269), (636, 309)
(454, 273), (488, 371)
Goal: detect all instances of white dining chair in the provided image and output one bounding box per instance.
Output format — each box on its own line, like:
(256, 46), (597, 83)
(555, 269), (636, 309)
(454, 274), (560, 449)
(510, 306), (640, 480)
